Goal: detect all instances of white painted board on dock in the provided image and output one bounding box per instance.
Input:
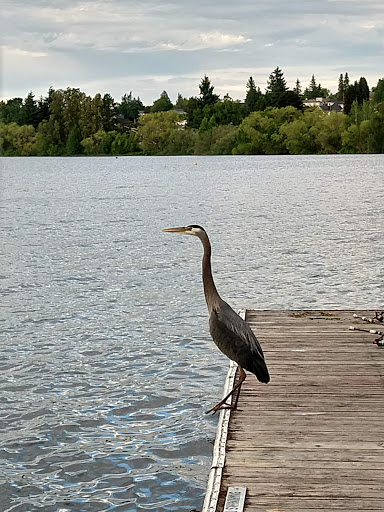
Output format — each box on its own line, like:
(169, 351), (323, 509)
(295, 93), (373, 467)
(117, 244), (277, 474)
(223, 486), (246, 512)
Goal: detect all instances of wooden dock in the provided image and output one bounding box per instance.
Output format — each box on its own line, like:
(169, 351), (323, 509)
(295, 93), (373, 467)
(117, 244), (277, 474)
(203, 310), (384, 512)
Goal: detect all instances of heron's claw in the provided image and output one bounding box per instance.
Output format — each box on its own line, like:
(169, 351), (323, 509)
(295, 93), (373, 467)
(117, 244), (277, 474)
(205, 403), (233, 415)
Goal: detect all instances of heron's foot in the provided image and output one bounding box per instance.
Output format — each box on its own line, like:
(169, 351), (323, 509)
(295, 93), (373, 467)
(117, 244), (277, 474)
(205, 401), (234, 415)
(205, 366), (246, 415)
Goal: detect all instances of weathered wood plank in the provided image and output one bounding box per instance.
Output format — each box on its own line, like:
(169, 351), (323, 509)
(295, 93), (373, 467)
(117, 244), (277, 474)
(244, 497), (384, 511)
(209, 310), (384, 512)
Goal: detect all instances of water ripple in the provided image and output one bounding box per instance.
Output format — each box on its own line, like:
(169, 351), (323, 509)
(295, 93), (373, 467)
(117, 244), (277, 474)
(1, 155), (383, 511)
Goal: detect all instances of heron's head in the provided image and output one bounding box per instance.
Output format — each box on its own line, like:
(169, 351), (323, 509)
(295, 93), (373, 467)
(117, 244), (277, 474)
(162, 225), (206, 238)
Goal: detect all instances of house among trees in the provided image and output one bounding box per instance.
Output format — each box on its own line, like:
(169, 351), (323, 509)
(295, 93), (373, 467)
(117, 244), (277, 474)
(303, 97), (344, 113)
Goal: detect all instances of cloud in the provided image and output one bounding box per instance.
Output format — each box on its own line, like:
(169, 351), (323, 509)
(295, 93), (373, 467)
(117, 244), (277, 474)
(1, 0), (384, 102)
(2, 46), (48, 58)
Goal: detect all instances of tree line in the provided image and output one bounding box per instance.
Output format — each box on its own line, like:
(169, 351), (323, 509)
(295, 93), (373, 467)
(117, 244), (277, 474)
(1, 67), (384, 156)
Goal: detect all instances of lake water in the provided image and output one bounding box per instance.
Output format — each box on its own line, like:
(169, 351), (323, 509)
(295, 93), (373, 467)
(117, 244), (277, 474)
(1, 155), (383, 512)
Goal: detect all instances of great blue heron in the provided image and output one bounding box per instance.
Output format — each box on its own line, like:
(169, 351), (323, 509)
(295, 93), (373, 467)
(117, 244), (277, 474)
(163, 225), (270, 414)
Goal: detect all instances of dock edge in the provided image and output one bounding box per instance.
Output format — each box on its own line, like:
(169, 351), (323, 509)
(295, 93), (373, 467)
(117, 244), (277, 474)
(201, 309), (245, 512)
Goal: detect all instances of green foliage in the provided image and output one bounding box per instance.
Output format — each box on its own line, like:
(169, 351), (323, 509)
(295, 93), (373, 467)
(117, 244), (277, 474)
(373, 78), (384, 104)
(344, 77), (370, 114)
(342, 102), (384, 153)
(81, 130), (105, 155)
(101, 131), (118, 154)
(358, 77), (370, 103)
(267, 67), (287, 95)
(111, 132), (139, 155)
(303, 74), (329, 99)
(280, 119), (315, 154)
(337, 74), (345, 101)
(116, 92), (143, 122)
(0, 98), (23, 125)
(151, 91), (173, 113)
(138, 110), (186, 154)
(294, 79), (302, 96)
(265, 67), (303, 110)
(186, 97), (204, 129)
(233, 107), (301, 155)
(175, 93), (188, 110)
(21, 92), (40, 128)
(159, 128), (197, 155)
(195, 125), (239, 155)
(66, 125), (83, 155)
(0, 122), (37, 156)
(245, 77), (261, 113)
(79, 95), (103, 138)
(199, 75), (219, 108)
(213, 95), (245, 125)
(101, 94), (116, 131)
(0, 72), (383, 156)
(313, 112), (346, 153)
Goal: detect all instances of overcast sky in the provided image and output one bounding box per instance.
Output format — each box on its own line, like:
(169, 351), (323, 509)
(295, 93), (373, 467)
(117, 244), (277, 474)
(1, 0), (383, 104)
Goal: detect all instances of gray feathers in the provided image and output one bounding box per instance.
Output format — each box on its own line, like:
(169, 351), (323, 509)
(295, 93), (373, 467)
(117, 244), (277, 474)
(209, 300), (270, 384)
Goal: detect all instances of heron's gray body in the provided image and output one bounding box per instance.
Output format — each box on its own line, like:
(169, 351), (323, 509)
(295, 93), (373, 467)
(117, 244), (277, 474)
(163, 224), (270, 412)
(209, 299), (270, 383)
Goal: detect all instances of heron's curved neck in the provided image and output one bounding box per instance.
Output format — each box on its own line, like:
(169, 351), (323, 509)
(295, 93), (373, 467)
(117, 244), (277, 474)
(200, 233), (220, 312)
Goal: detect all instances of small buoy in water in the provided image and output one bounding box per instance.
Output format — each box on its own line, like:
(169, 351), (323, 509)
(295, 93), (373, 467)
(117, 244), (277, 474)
(193, 162), (197, 166)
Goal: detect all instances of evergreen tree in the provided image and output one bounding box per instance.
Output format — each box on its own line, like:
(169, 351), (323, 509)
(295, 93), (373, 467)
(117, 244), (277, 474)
(344, 72), (350, 90)
(199, 116), (210, 133)
(344, 82), (358, 114)
(344, 78), (370, 113)
(373, 78), (384, 103)
(304, 75), (321, 99)
(266, 66), (288, 108)
(186, 96), (204, 129)
(245, 76), (261, 113)
(265, 67), (302, 109)
(309, 74), (318, 95)
(0, 98), (23, 124)
(337, 73), (345, 101)
(21, 92), (39, 128)
(266, 67), (287, 96)
(175, 93), (188, 110)
(294, 79), (302, 96)
(282, 91), (304, 110)
(213, 96), (245, 125)
(117, 93), (143, 122)
(304, 75), (330, 99)
(358, 77), (370, 103)
(199, 75), (219, 107)
(101, 93), (116, 131)
(151, 90), (173, 112)
(36, 96), (50, 125)
(34, 87), (55, 127)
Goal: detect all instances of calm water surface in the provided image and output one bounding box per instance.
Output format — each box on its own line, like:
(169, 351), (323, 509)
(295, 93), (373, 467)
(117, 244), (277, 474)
(1, 155), (383, 511)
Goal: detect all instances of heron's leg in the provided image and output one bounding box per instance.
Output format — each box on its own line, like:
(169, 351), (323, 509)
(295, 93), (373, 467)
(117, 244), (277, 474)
(205, 366), (246, 415)
(232, 366), (246, 410)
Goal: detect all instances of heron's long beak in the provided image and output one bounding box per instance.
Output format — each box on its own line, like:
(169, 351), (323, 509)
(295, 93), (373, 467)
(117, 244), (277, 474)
(162, 226), (187, 233)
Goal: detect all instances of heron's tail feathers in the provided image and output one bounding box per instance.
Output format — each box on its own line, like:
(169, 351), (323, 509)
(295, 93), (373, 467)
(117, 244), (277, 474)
(252, 359), (270, 384)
